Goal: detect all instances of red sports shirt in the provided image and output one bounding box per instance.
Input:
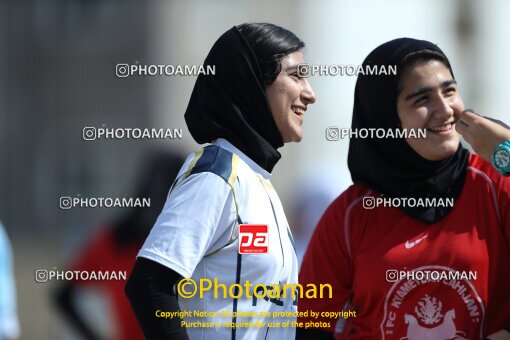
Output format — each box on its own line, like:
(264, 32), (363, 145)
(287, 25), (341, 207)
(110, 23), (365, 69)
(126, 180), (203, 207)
(299, 154), (510, 339)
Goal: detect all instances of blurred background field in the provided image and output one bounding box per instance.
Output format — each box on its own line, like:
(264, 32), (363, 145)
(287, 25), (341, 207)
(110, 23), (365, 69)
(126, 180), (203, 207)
(1, 0), (509, 338)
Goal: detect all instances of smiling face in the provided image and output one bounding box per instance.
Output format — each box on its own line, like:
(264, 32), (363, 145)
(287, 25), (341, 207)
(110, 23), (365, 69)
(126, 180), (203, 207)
(397, 59), (464, 161)
(265, 51), (316, 143)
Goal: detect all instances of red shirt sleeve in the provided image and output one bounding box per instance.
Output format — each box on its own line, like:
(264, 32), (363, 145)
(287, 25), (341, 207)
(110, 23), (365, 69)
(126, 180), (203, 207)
(469, 154), (510, 243)
(298, 186), (368, 334)
(493, 164), (510, 242)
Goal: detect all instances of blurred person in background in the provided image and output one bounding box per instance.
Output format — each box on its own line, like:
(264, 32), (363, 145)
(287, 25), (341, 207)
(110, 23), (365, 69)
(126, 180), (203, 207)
(298, 38), (510, 339)
(0, 221), (20, 340)
(126, 23), (316, 340)
(54, 149), (184, 340)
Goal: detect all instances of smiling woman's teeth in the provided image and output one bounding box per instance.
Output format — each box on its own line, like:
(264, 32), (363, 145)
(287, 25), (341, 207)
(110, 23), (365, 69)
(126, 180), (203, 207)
(292, 107), (305, 115)
(428, 123), (452, 132)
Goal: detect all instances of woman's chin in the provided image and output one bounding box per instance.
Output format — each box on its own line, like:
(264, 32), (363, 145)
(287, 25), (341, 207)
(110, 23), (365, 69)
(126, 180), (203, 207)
(409, 139), (460, 161)
(426, 144), (460, 160)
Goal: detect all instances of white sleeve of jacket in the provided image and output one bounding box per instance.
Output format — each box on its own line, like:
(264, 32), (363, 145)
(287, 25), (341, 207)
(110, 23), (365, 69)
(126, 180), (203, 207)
(137, 172), (236, 278)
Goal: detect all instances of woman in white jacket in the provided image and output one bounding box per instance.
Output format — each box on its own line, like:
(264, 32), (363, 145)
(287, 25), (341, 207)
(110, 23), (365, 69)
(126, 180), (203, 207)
(126, 23), (315, 340)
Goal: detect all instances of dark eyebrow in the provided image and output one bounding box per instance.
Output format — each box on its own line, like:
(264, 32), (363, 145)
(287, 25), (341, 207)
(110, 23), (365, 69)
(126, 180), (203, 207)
(285, 65), (298, 72)
(405, 79), (457, 101)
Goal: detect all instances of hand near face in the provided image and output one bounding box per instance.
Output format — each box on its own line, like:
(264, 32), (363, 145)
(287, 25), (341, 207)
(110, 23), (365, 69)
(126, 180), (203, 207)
(454, 109), (510, 162)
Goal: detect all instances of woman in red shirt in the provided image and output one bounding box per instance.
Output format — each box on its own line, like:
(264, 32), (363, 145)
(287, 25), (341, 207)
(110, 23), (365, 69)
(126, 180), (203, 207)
(298, 38), (510, 339)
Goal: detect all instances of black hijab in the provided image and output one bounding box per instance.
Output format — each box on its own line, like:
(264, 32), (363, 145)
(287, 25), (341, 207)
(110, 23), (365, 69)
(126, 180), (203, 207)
(348, 38), (470, 224)
(184, 26), (284, 172)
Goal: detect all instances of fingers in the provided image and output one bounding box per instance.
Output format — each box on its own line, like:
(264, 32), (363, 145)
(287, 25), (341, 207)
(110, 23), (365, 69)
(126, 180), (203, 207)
(484, 116), (510, 129)
(454, 108), (510, 162)
(457, 108), (509, 132)
(455, 109), (478, 136)
(457, 109), (479, 128)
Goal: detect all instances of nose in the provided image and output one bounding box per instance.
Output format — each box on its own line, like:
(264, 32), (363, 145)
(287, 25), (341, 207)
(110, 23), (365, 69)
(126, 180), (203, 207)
(301, 78), (316, 105)
(433, 95), (454, 119)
